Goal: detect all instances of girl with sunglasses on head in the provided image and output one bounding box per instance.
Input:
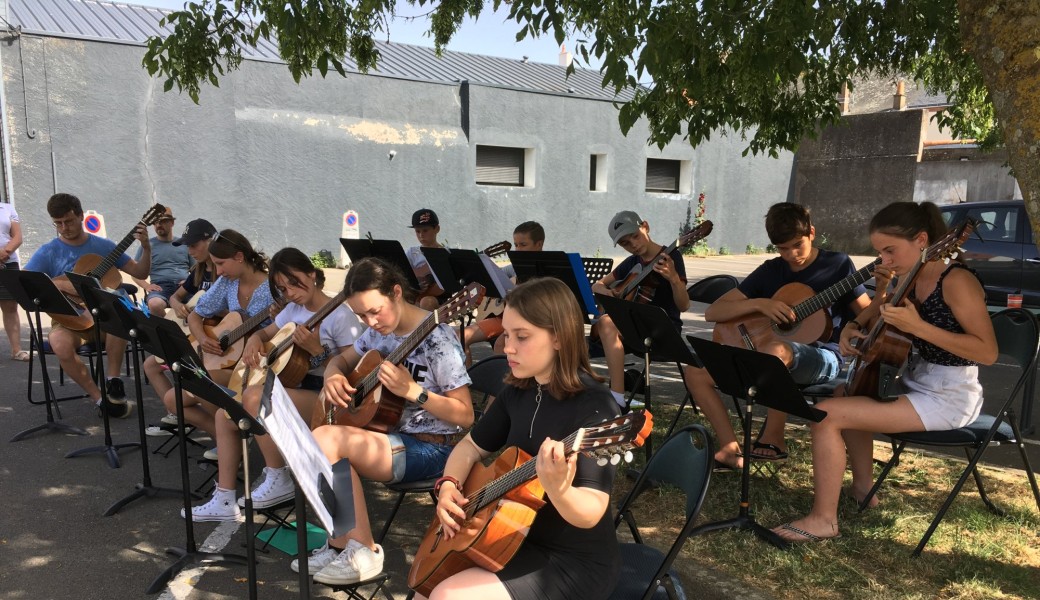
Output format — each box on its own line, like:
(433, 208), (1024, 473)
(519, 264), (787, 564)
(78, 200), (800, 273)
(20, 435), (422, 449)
(185, 247), (364, 521)
(297, 257), (473, 585)
(771, 201), (997, 543)
(163, 229), (275, 478)
(418, 277), (621, 600)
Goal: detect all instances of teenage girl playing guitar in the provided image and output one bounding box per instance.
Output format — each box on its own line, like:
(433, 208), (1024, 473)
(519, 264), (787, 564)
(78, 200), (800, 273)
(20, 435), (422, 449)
(772, 202), (997, 543)
(418, 277), (621, 600)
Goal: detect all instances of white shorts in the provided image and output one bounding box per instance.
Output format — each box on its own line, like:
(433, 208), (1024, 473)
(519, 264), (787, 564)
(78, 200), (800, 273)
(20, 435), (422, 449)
(897, 360), (983, 431)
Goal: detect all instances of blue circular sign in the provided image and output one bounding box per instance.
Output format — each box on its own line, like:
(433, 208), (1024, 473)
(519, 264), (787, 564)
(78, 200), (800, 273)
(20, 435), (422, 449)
(346, 214), (357, 226)
(84, 215), (102, 233)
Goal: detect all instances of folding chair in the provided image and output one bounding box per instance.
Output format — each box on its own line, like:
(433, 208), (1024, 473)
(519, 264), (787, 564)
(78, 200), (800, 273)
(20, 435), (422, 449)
(611, 424), (715, 600)
(859, 308), (1040, 556)
(467, 354), (510, 416)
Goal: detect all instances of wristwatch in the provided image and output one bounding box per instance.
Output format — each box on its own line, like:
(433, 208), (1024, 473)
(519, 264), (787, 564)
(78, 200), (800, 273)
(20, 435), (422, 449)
(415, 390), (429, 405)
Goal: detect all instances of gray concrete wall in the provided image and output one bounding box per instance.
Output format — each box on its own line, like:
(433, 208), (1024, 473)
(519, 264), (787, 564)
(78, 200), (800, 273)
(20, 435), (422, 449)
(792, 110), (927, 254)
(2, 34), (794, 266)
(915, 150), (1020, 204)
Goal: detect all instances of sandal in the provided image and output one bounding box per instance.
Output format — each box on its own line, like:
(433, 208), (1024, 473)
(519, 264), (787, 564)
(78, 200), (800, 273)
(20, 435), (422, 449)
(11, 350), (29, 362)
(750, 440), (788, 461)
(776, 522), (841, 543)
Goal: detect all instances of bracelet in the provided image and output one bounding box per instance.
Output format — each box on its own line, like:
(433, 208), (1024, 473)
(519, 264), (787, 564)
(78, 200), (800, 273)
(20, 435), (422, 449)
(433, 475), (460, 496)
(309, 345), (332, 369)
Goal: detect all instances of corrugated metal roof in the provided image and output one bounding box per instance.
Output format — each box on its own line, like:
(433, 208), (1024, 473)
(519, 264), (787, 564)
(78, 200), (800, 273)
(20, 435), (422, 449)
(7, 0), (630, 101)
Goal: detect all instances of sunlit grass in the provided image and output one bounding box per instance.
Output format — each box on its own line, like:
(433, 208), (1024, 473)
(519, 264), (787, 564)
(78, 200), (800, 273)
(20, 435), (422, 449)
(613, 404), (1040, 600)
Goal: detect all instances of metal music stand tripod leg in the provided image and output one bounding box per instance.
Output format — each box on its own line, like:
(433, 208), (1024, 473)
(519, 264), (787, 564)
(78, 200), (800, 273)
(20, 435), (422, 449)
(146, 364), (248, 594)
(64, 304), (139, 468)
(104, 326), (181, 515)
(11, 300), (88, 440)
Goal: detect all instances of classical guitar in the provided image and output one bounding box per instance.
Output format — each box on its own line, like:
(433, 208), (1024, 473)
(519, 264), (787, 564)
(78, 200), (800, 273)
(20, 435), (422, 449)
(408, 410), (654, 597)
(163, 290), (202, 336)
(713, 257), (881, 350)
(49, 204), (167, 331)
(198, 296), (287, 371)
(229, 288), (350, 394)
(326, 282), (486, 432)
(845, 219), (977, 401)
(608, 221), (713, 303)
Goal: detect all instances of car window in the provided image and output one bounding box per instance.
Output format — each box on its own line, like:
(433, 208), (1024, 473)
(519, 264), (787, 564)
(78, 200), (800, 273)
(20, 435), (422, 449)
(965, 207), (1018, 242)
(940, 209), (956, 227)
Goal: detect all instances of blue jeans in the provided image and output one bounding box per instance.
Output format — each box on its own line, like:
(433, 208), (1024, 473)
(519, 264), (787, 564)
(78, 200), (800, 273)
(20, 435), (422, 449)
(386, 433), (453, 484)
(787, 343), (841, 385)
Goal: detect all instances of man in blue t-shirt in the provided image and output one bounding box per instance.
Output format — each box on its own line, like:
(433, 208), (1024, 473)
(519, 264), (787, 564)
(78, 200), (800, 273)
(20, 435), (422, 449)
(25, 193), (152, 418)
(689, 203), (871, 469)
(591, 211), (689, 407)
(132, 206), (192, 316)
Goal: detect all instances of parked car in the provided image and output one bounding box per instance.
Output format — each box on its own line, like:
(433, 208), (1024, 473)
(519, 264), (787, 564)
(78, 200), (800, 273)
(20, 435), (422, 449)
(938, 200), (1040, 309)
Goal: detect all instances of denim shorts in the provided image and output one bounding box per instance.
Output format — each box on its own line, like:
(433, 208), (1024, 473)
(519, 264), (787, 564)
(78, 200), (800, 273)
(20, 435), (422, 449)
(787, 342), (841, 385)
(386, 433), (453, 484)
(145, 280), (182, 304)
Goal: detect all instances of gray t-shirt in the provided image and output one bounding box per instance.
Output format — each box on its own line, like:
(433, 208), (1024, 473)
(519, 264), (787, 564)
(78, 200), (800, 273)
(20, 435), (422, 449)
(136, 237), (192, 285)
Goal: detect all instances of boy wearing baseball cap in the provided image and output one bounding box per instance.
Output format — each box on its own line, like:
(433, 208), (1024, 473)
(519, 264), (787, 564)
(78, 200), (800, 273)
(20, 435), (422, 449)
(405, 208), (446, 310)
(591, 210), (689, 407)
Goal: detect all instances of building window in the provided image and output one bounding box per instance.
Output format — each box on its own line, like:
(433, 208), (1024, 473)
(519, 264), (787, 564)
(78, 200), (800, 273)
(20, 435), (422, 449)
(476, 145), (526, 186)
(590, 154), (607, 192)
(645, 158), (681, 193)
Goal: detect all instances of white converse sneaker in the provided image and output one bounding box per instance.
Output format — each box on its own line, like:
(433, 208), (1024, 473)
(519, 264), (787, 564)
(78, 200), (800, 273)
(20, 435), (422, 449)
(161, 413), (180, 426)
(313, 539), (384, 585)
(290, 541), (340, 574)
(180, 488), (242, 522)
(145, 425), (173, 437)
(202, 447), (218, 461)
(239, 466), (295, 509)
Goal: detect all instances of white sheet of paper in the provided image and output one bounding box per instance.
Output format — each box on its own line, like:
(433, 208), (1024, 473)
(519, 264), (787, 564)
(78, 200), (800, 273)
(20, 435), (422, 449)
(260, 377), (335, 533)
(480, 254), (515, 298)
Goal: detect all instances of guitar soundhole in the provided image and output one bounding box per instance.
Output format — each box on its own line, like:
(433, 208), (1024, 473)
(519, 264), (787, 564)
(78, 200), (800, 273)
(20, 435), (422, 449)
(774, 321), (797, 334)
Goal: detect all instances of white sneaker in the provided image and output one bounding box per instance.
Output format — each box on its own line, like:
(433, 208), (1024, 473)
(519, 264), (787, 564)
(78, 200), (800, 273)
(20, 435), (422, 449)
(145, 425), (173, 437)
(290, 541), (340, 574)
(313, 539), (384, 585)
(203, 447), (218, 461)
(161, 413), (179, 426)
(239, 467), (295, 508)
(181, 489), (241, 522)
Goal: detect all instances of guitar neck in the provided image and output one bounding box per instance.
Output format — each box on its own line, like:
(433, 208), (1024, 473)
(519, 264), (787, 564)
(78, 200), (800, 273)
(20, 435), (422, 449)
(466, 430), (581, 515)
(353, 311), (441, 399)
(268, 290), (348, 361)
(621, 242), (677, 297)
(224, 299), (279, 346)
(792, 258), (880, 322)
(88, 227), (141, 279)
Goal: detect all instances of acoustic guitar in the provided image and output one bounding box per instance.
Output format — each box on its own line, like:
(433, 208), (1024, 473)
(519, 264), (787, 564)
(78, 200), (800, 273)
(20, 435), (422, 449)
(607, 221), (713, 303)
(49, 204), (167, 331)
(407, 410), (654, 597)
(228, 288), (350, 394)
(198, 296), (287, 371)
(845, 220), (977, 401)
(163, 290), (202, 336)
(325, 283), (486, 433)
(712, 257), (881, 350)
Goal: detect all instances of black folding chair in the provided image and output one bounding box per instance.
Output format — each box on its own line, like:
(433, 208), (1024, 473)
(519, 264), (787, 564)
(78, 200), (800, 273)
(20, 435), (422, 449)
(611, 424), (715, 600)
(859, 308), (1040, 556)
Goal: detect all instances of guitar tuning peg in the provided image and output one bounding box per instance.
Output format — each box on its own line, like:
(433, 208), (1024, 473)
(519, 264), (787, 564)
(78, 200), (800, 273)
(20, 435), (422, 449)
(943, 257), (951, 265)
(624, 450), (634, 463)
(610, 453), (622, 466)
(596, 457), (608, 467)
(951, 251), (960, 259)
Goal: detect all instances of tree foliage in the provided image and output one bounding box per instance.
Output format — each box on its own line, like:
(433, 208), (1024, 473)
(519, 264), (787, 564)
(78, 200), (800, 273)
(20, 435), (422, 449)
(143, 0), (996, 155)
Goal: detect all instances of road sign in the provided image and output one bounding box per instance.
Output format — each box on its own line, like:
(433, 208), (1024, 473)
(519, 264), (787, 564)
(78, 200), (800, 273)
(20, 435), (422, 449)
(340, 210), (360, 267)
(83, 210), (107, 238)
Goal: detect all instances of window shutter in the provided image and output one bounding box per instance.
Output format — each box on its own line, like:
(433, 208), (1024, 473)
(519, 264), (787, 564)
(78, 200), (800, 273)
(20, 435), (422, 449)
(645, 159), (680, 193)
(476, 146), (524, 186)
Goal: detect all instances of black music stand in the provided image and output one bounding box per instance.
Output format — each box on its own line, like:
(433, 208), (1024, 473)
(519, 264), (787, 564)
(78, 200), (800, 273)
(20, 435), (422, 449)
(419, 247), (462, 297)
(1, 269), (88, 441)
(340, 238), (421, 289)
(77, 286), (184, 515)
(509, 251), (599, 322)
(448, 249), (512, 299)
(685, 336), (827, 549)
(582, 257), (614, 287)
(61, 272), (140, 468)
(597, 295), (700, 459)
(131, 313), (253, 597)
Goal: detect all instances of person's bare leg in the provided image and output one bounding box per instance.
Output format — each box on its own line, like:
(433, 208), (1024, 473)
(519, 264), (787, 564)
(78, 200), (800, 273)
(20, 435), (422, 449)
(683, 366), (742, 468)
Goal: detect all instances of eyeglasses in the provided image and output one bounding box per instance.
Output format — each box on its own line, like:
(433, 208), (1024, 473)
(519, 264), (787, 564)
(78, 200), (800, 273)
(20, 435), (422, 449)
(52, 217), (80, 230)
(210, 231), (249, 252)
(156, 217), (176, 224)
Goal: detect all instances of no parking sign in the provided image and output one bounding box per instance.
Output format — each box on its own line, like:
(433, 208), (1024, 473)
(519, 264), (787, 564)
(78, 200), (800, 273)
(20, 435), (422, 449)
(340, 210), (359, 267)
(82, 210), (107, 238)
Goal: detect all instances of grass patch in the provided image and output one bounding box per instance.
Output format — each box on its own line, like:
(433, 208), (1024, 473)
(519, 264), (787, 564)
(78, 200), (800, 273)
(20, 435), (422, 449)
(612, 404), (1040, 600)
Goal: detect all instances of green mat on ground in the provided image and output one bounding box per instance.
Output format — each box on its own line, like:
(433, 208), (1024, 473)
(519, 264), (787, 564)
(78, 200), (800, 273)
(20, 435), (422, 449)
(256, 522), (326, 556)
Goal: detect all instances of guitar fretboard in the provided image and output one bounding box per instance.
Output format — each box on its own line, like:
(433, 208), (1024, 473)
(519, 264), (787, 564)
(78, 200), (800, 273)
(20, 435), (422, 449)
(352, 312), (440, 402)
(88, 224), (145, 279)
(791, 258), (880, 322)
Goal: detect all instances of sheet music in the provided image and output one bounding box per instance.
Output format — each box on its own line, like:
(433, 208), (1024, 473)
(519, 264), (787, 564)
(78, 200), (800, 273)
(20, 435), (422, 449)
(479, 254), (515, 297)
(260, 378), (336, 533)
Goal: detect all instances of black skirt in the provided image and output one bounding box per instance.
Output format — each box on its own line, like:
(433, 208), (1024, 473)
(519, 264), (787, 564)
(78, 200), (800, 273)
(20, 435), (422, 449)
(497, 540), (620, 600)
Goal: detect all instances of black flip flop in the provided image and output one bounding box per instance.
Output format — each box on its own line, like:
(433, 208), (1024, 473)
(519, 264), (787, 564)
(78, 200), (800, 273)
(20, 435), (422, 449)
(750, 441), (788, 461)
